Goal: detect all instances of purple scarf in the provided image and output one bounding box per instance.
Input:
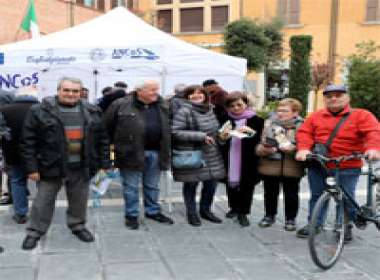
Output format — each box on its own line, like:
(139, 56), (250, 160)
(228, 109), (256, 187)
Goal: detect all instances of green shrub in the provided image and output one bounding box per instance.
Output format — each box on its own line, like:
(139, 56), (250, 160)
(288, 35), (312, 115)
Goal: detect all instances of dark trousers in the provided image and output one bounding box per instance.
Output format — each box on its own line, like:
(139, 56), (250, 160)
(262, 176), (300, 220)
(27, 169), (89, 238)
(183, 180), (217, 214)
(226, 182), (256, 215)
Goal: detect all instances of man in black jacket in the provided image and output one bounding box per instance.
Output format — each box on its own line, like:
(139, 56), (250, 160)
(0, 89), (39, 224)
(20, 77), (111, 250)
(104, 80), (173, 230)
(0, 89), (14, 205)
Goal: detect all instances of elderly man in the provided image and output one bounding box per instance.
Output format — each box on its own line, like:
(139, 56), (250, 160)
(295, 84), (380, 242)
(105, 80), (173, 230)
(20, 77), (111, 250)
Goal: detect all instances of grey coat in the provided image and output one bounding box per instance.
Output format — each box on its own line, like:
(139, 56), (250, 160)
(172, 101), (225, 182)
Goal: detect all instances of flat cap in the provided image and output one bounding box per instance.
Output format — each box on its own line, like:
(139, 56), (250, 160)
(323, 84), (347, 95)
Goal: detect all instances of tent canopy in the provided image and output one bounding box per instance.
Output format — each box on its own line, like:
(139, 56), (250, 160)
(0, 7), (247, 100)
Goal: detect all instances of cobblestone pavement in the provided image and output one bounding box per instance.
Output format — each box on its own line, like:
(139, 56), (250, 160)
(0, 176), (379, 280)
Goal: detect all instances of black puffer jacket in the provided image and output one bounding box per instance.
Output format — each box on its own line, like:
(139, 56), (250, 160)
(0, 95), (39, 166)
(104, 93), (171, 171)
(20, 96), (111, 179)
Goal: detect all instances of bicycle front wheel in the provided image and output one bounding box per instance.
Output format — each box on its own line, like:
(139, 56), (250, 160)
(308, 191), (346, 270)
(370, 178), (380, 216)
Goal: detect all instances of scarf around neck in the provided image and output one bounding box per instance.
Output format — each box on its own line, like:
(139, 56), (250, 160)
(228, 109), (256, 187)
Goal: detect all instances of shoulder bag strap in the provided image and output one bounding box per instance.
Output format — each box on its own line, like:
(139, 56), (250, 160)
(325, 110), (352, 149)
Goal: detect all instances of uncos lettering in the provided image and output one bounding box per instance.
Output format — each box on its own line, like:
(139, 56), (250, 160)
(0, 72), (39, 89)
(112, 48), (159, 60)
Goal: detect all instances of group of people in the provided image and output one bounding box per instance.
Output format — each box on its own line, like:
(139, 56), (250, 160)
(0, 77), (379, 254)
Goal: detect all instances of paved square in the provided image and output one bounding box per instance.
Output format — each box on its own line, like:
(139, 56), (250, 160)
(1, 177), (379, 280)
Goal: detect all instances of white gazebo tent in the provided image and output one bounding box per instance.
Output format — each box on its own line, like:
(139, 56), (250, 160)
(0, 7), (247, 101)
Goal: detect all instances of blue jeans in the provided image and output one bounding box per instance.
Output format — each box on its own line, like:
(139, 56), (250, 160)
(307, 167), (361, 225)
(183, 180), (217, 214)
(10, 165), (28, 216)
(120, 151), (161, 217)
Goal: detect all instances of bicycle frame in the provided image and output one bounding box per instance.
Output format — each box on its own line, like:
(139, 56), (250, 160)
(322, 157), (377, 225)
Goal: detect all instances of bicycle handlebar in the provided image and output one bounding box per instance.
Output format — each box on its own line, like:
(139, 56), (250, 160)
(306, 152), (366, 164)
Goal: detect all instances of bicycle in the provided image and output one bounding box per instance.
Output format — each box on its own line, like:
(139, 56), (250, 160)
(306, 153), (380, 270)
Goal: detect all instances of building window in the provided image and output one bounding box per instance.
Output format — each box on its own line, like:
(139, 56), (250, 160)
(154, 0), (230, 33)
(75, 0), (94, 8)
(180, 0), (203, 3)
(366, 0), (380, 21)
(157, 10), (173, 33)
(157, 0), (172, 4)
(76, 0), (106, 10)
(278, 0), (300, 25)
(84, 0), (94, 6)
(180, 7), (203, 32)
(211, 6), (228, 31)
(111, 0), (125, 8)
(98, 0), (105, 11)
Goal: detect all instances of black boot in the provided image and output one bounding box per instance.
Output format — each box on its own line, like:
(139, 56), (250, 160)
(237, 214), (250, 227)
(187, 213), (201, 227)
(200, 211), (222, 223)
(22, 235), (40, 250)
(344, 224), (353, 243)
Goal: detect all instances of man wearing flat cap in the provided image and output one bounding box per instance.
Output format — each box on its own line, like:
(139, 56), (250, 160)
(294, 84), (380, 242)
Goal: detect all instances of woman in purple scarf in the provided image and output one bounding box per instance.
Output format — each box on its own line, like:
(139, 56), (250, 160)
(219, 92), (264, 227)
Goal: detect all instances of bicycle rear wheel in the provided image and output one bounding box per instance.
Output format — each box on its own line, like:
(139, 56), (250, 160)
(308, 191), (346, 270)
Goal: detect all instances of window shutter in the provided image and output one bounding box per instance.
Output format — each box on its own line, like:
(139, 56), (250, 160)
(180, 0), (203, 3)
(157, 10), (173, 33)
(157, 0), (172, 4)
(211, 6), (229, 31)
(277, 0), (288, 18)
(288, 0), (300, 24)
(180, 8), (203, 32)
(97, 0), (105, 11)
(366, 0), (379, 21)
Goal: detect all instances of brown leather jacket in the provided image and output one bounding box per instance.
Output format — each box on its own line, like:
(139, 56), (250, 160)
(256, 118), (305, 178)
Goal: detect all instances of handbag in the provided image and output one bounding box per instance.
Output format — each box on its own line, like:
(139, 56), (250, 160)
(172, 149), (205, 169)
(312, 111), (352, 156)
(172, 110), (206, 169)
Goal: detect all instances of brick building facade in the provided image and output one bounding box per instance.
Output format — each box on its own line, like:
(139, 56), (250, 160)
(0, 0), (140, 45)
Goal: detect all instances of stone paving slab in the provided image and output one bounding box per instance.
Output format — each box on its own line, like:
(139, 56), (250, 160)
(1, 180), (380, 280)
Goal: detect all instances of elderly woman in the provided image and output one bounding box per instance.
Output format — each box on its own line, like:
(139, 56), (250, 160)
(219, 92), (264, 227)
(171, 85), (225, 226)
(256, 98), (304, 231)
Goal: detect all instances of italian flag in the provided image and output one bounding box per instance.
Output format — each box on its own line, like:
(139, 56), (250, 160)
(21, 0), (40, 38)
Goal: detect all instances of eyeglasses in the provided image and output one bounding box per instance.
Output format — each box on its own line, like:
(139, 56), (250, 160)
(277, 109), (292, 113)
(61, 88), (80, 94)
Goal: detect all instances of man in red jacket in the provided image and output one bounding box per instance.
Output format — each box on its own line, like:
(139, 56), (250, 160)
(295, 84), (380, 242)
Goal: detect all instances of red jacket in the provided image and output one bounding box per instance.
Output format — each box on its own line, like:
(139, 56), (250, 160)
(296, 105), (380, 169)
